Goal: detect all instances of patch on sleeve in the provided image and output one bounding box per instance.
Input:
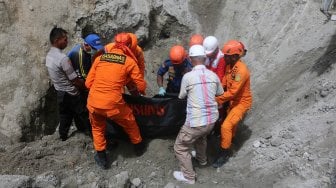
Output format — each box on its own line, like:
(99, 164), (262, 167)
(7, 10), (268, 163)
(100, 53), (126, 64)
(234, 74), (241, 82)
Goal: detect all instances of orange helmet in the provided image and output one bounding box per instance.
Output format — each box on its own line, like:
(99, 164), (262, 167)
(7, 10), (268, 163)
(222, 40), (244, 56)
(169, 45), (186, 64)
(189, 34), (204, 47)
(127, 33), (138, 52)
(114, 32), (131, 46)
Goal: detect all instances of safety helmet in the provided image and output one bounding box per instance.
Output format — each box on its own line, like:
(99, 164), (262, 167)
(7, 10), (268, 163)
(189, 34), (204, 47)
(84, 34), (103, 50)
(222, 40), (244, 56)
(189, 45), (206, 57)
(127, 33), (138, 52)
(169, 45), (186, 64)
(203, 36), (218, 54)
(114, 32), (131, 46)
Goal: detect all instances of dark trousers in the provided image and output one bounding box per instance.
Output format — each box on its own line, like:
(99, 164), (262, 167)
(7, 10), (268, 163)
(57, 91), (90, 138)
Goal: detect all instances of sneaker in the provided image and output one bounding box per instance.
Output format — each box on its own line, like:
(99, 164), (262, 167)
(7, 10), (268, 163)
(133, 141), (146, 156)
(173, 171), (195, 184)
(191, 150), (196, 158)
(192, 157), (207, 166)
(198, 160), (207, 166)
(94, 151), (108, 170)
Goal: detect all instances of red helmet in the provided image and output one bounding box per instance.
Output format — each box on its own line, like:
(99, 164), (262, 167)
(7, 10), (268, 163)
(189, 34), (204, 47)
(222, 40), (244, 56)
(169, 45), (186, 64)
(114, 32), (131, 46)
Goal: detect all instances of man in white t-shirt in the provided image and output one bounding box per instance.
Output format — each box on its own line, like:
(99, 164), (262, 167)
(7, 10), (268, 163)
(46, 27), (89, 141)
(173, 45), (224, 184)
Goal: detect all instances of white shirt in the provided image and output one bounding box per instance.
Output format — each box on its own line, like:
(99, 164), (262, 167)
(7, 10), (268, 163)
(46, 47), (79, 95)
(179, 64), (224, 127)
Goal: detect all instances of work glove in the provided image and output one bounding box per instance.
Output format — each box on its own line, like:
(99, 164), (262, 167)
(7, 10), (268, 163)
(158, 87), (166, 96)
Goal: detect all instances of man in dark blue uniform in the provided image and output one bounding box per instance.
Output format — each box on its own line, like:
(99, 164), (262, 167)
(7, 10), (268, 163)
(157, 45), (192, 95)
(67, 33), (104, 136)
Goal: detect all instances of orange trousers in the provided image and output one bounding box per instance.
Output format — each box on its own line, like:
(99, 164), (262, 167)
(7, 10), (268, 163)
(87, 104), (142, 151)
(221, 104), (248, 149)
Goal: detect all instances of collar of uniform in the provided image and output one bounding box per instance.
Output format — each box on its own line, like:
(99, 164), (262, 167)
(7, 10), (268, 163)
(193, 64), (206, 70)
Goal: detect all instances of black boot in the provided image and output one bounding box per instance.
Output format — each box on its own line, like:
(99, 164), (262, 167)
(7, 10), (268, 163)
(133, 141), (146, 156)
(94, 150), (108, 169)
(212, 148), (232, 168)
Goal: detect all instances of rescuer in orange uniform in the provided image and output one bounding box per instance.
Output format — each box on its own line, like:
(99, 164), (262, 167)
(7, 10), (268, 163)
(212, 40), (252, 168)
(189, 34), (204, 47)
(85, 33), (147, 169)
(104, 33), (145, 96)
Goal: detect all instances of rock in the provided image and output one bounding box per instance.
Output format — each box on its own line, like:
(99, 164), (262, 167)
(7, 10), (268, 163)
(112, 171), (129, 187)
(287, 126), (298, 132)
(268, 153), (277, 160)
(91, 181), (99, 188)
(282, 133), (294, 139)
(271, 139), (282, 147)
(308, 154), (317, 161)
(320, 90), (329, 97)
(149, 172), (156, 178)
(0, 175), (32, 188)
(87, 172), (96, 182)
(303, 152), (310, 159)
(28, 5), (34, 11)
(164, 182), (176, 188)
(34, 171), (59, 188)
(253, 140), (261, 148)
(321, 176), (331, 183)
(131, 178), (141, 187)
(41, 141), (47, 147)
(112, 160), (118, 166)
(261, 133), (272, 139)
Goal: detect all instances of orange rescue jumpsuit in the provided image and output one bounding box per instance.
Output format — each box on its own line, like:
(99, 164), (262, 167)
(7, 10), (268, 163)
(216, 59), (252, 149)
(105, 34), (145, 95)
(85, 45), (146, 152)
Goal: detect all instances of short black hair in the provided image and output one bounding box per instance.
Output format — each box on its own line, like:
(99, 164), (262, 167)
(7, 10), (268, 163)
(49, 26), (67, 44)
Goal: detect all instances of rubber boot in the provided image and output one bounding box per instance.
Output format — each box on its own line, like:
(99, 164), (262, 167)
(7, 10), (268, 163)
(212, 148), (232, 168)
(94, 150), (108, 169)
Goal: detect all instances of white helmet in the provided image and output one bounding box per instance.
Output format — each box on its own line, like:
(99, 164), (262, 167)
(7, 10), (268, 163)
(189, 45), (206, 57)
(203, 36), (218, 54)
